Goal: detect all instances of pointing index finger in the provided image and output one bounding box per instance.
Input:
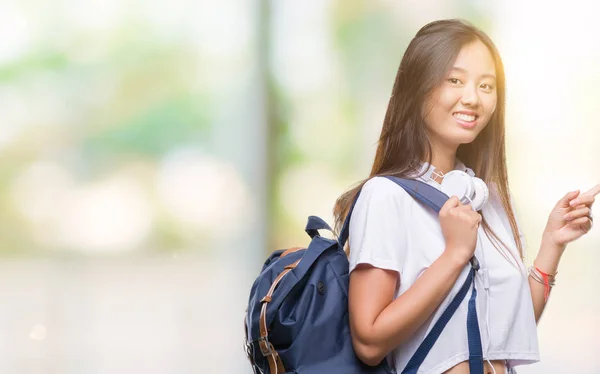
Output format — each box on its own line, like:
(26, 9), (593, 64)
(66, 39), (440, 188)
(583, 183), (600, 197)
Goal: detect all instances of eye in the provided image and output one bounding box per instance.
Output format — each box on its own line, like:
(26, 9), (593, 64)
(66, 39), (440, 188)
(481, 83), (495, 91)
(448, 78), (462, 84)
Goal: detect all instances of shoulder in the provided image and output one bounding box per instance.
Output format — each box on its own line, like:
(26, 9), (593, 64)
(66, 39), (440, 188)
(351, 177), (413, 219)
(360, 176), (413, 201)
(348, 177), (412, 269)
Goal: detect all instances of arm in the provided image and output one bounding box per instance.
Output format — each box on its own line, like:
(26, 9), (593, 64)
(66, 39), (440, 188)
(348, 250), (467, 366)
(529, 235), (565, 323)
(530, 185), (599, 323)
(346, 180), (480, 366)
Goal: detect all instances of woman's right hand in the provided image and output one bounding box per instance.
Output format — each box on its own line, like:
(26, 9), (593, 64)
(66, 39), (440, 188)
(438, 196), (482, 265)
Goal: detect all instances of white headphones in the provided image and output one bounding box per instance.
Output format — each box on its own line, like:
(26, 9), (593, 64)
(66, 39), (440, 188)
(416, 162), (489, 211)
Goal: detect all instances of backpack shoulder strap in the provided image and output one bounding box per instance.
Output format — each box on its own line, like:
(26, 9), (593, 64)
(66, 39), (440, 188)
(338, 176), (448, 248)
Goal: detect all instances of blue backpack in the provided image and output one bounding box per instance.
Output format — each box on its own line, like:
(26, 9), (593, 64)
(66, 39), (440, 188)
(244, 176), (484, 374)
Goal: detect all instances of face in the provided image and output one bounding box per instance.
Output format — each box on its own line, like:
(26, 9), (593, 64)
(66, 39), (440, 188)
(422, 39), (498, 152)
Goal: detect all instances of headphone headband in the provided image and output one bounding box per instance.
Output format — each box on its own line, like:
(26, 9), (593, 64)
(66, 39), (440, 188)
(413, 160), (488, 211)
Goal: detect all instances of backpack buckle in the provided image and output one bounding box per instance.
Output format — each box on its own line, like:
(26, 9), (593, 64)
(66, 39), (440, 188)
(245, 340), (266, 374)
(257, 336), (274, 356)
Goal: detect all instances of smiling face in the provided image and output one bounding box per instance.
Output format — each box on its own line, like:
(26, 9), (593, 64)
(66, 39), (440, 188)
(422, 39), (498, 153)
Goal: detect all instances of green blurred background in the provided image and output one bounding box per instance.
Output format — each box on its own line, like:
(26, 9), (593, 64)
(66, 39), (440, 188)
(0, 0), (599, 373)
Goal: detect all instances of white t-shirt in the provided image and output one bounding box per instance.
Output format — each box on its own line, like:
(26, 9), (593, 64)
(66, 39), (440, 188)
(348, 164), (540, 373)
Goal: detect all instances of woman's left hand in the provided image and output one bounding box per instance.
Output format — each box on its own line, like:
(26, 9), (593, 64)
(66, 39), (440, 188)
(543, 183), (600, 248)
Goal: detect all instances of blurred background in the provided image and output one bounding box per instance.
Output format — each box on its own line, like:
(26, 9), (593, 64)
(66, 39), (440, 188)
(0, 0), (599, 373)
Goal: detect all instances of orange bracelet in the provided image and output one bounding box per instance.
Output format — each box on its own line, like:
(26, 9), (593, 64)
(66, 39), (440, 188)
(534, 265), (558, 277)
(534, 266), (557, 302)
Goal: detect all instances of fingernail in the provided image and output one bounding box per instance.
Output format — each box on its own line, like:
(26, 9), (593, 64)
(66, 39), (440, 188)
(564, 214), (570, 220)
(570, 199), (579, 206)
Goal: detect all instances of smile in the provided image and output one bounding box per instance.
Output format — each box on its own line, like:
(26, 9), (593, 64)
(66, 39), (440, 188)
(453, 113), (478, 122)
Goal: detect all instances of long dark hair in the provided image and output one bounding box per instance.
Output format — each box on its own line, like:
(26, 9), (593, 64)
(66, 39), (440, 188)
(333, 19), (523, 264)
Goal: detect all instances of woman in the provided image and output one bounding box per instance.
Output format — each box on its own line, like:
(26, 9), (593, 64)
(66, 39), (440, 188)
(333, 19), (598, 374)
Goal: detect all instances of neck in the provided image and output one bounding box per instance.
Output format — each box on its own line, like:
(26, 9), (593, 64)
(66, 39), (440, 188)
(427, 139), (458, 176)
(429, 152), (456, 177)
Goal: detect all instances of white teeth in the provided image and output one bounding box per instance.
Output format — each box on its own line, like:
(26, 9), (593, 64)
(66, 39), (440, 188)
(454, 113), (476, 122)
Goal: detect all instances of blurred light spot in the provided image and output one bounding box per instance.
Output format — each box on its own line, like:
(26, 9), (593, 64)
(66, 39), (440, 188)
(12, 162), (153, 252)
(157, 148), (251, 237)
(11, 161), (73, 223)
(29, 324), (47, 341)
(56, 175), (153, 252)
(0, 4), (31, 63)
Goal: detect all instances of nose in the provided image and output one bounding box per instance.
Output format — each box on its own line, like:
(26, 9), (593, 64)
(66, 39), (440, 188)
(460, 83), (480, 107)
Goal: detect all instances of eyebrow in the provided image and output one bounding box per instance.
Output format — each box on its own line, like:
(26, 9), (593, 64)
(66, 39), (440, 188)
(450, 67), (496, 80)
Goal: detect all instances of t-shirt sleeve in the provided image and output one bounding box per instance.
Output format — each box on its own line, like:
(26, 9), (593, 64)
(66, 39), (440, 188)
(347, 177), (409, 278)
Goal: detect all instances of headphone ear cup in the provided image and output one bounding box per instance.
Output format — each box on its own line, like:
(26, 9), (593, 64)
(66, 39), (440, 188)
(440, 170), (472, 204)
(470, 177), (489, 211)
